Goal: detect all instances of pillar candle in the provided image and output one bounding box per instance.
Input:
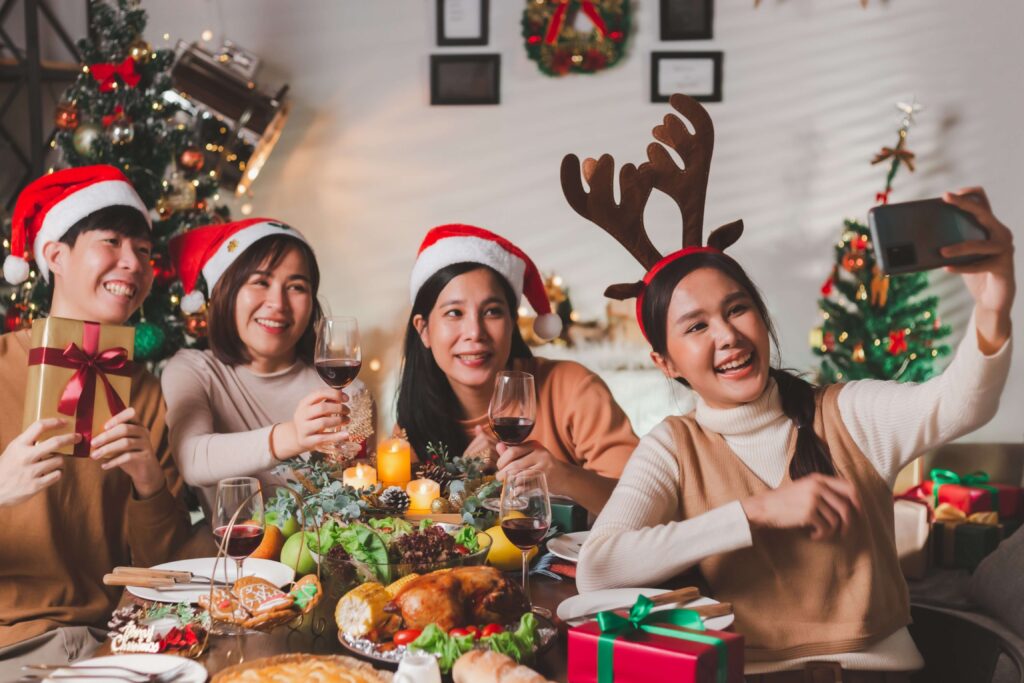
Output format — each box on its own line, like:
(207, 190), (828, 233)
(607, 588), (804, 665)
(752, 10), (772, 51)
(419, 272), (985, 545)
(406, 478), (440, 512)
(342, 463), (377, 490)
(377, 437), (412, 487)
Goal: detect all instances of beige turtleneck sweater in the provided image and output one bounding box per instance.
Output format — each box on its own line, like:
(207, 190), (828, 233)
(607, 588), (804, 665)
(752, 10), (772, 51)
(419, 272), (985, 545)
(578, 315), (1012, 673)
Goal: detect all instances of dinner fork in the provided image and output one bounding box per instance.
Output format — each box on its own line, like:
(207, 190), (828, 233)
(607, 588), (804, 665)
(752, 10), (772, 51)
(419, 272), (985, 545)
(21, 660), (190, 682)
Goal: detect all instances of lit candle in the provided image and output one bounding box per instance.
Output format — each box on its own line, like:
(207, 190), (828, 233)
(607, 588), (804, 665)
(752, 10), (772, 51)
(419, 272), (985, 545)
(342, 463), (377, 490)
(377, 438), (412, 488)
(406, 478), (440, 512)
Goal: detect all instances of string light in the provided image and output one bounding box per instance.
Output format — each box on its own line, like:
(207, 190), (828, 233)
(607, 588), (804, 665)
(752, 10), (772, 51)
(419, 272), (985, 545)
(836, 372), (844, 379)
(838, 332), (848, 342)
(170, 295), (179, 304)
(873, 339), (881, 346)
(240, 203), (253, 216)
(909, 353), (918, 360)
(369, 359), (382, 372)
(931, 350), (938, 357)
(201, 29), (214, 41)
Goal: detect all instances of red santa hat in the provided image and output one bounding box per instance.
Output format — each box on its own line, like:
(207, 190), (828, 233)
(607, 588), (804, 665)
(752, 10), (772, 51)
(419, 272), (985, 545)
(169, 218), (308, 314)
(410, 224), (563, 341)
(5, 165), (150, 284)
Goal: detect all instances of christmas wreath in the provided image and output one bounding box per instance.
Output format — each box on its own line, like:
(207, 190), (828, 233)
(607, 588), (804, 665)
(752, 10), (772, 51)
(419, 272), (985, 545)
(522, 0), (630, 76)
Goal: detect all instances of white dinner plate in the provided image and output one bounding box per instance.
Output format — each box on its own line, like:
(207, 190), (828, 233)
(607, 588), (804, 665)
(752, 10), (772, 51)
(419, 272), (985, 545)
(46, 654), (207, 683)
(547, 531), (589, 563)
(125, 557), (294, 604)
(557, 587), (734, 631)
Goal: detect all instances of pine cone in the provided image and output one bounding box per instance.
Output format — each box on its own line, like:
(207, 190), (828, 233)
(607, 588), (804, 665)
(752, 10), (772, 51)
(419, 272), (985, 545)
(379, 486), (410, 513)
(418, 462), (456, 494)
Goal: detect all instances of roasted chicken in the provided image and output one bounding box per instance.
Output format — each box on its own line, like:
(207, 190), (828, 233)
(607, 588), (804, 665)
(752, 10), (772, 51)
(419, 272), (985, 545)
(385, 566), (529, 631)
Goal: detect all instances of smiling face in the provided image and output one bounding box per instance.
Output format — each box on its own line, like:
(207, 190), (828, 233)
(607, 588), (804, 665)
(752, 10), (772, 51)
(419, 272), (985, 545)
(233, 245), (313, 373)
(45, 229), (153, 324)
(651, 267), (772, 409)
(413, 267), (515, 408)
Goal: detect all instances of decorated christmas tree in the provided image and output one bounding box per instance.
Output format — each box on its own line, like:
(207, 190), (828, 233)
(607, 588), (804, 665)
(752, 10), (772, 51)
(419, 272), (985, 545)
(1, 0), (226, 364)
(811, 102), (951, 383)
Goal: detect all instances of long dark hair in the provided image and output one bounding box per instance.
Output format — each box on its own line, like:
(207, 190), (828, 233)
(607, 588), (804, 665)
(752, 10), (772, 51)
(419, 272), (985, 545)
(206, 234), (323, 366)
(396, 263), (533, 459)
(641, 251), (836, 480)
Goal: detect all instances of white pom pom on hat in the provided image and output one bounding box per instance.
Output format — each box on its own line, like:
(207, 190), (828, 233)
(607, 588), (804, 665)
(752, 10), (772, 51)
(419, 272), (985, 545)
(169, 218), (308, 313)
(409, 224), (563, 341)
(6, 165), (150, 284)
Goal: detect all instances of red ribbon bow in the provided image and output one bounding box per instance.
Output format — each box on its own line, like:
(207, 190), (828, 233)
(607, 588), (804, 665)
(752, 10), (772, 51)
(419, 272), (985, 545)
(888, 329), (908, 355)
(28, 322), (133, 456)
(545, 0), (608, 44)
(90, 57), (140, 93)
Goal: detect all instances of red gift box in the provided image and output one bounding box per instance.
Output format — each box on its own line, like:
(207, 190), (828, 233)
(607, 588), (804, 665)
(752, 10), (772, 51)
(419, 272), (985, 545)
(568, 613), (744, 683)
(921, 471), (1021, 519)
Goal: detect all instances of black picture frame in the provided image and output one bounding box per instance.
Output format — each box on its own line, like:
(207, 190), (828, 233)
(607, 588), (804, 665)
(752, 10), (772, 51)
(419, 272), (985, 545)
(650, 51), (722, 103)
(430, 54), (501, 106)
(660, 0), (714, 41)
(436, 0), (490, 46)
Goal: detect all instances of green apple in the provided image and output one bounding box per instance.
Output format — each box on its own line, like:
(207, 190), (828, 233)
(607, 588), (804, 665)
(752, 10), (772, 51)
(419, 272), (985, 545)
(265, 511), (300, 538)
(279, 531), (317, 575)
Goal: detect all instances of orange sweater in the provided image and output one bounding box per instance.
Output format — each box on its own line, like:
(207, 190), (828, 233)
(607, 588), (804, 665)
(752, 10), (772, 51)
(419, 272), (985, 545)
(0, 329), (190, 647)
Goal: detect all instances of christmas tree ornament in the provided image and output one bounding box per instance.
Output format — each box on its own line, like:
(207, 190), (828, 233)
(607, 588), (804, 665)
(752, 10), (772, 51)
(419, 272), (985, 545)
(128, 37), (152, 62)
(155, 196), (174, 219)
(522, 0), (630, 77)
(72, 122), (103, 156)
(55, 101), (79, 130)
(852, 343), (866, 363)
(856, 283), (868, 301)
(870, 266), (890, 307)
(823, 332), (836, 352)
(150, 253), (176, 287)
(809, 327), (824, 350)
(841, 250), (865, 273)
(178, 147), (205, 172)
(184, 311), (208, 338)
(165, 173), (197, 210)
(4, 302), (30, 332)
(90, 57), (140, 92)
(107, 115), (135, 145)
(134, 320), (166, 361)
(430, 497), (453, 514)
(888, 329), (908, 355)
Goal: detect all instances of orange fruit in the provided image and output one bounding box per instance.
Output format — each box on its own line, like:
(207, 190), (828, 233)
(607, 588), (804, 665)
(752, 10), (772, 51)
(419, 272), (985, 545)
(249, 523), (285, 561)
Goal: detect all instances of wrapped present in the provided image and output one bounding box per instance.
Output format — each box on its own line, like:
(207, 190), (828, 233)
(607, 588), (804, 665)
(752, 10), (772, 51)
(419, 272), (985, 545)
(23, 317), (134, 457)
(552, 496), (589, 532)
(894, 498), (931, 580)
(920, 469), (1022, 519)
(568, 595), (744, 683)
(931, 503), (1002, 571)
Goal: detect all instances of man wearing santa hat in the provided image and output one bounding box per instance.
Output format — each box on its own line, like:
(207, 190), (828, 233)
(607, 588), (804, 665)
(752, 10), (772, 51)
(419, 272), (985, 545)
(0, 166), (189, 666)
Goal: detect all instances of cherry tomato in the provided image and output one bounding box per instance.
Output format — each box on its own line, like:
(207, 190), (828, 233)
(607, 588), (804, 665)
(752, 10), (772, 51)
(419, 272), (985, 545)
(465, 625), (479, 637)
(454, 545), (469, 555)
(448, 627), (470, 638)
(393, 629), (422, 645)
(481, 623), (504, 638)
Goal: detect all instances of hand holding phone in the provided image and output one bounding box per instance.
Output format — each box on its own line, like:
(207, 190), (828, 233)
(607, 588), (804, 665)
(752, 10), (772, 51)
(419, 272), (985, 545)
(868, 197), (989, 275)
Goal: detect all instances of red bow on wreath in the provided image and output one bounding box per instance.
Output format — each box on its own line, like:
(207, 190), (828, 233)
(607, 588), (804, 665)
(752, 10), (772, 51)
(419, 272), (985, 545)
(545, 0), (608, 43)
(90, 57), (140, 93)
(888, 329), (908, 355)
(102, 105), (130, 127)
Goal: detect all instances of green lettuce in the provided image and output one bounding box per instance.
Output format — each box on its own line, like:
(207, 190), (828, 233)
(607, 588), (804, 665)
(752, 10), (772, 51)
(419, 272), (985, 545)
(408, 614), (539, 673)
(337, 524), (390, 583)
(367, 516), (413, 544)
(481, 613), (538, 663)
(453, 525), (480, 553)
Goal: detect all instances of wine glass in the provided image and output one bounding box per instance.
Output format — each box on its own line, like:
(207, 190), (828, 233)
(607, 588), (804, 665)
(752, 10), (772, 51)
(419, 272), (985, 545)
(213, 477), (265, 580)
(488, 371), (536, 446)
(499, 470), (551, 611)
(314, 316), (362, 460)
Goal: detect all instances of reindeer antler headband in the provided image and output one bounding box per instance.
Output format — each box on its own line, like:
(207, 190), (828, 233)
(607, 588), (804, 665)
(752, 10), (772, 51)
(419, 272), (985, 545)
(560, 93), (744, 341)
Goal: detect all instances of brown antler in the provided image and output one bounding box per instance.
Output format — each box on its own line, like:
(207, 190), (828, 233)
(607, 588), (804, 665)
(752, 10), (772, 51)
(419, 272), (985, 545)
(560, 153), (661, 299)
(640, 93), (715, 249)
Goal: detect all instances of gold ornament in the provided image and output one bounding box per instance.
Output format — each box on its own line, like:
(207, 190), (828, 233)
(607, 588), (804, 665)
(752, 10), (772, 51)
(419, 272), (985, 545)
(852, 343), (866, 363)
(155, 196), (173, 219)
(128, 38), (152, 62)
(166, 173), (197, 210)
(72, 122), (103, 156)
(107, 115), (135, 145)
(870, 266), (890, 308)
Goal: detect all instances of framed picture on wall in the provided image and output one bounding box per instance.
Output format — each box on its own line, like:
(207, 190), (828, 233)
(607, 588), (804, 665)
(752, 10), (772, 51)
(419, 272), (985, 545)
(659, 0), (714, 40)
(651, 51), (722, 103)
(430, 54), (501, 105)
(436, 0), (490, 46)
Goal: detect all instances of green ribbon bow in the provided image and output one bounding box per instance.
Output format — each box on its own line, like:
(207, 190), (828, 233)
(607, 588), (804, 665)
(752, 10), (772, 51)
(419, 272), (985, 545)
(596, 595), (728, 683)
(930, 469), (1000, 511)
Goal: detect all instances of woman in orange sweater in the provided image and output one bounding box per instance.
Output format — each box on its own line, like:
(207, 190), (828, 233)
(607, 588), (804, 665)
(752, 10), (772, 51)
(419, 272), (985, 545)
(395, 225), (638, 513)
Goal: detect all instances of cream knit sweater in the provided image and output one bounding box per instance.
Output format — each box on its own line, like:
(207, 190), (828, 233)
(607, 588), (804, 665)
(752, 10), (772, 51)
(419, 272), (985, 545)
(578, 316), (1012, 673)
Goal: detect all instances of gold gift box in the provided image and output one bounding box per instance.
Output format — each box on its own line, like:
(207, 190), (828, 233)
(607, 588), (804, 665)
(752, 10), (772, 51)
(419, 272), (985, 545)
(23, 317), (135, 456)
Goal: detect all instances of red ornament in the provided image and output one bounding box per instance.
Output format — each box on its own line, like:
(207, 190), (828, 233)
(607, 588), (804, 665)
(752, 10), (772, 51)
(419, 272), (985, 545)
(609, 30), (624, 41)
(876, 190), (891, 205)
(195, 199), (208, 212)
(178, 147), (205, 172)
(102, 104), (130, 128)
(820, 277), (833, 296)
(150, 253), (176, 288)
(823, 332), (836, 352)
(4, 303), (30, 332)
(527, 34), (542, 44)
(852, 235), (869, 251)
(888, 329), (908, 355)
(55, 101), (79, 130)
(185, 312), (208, 339)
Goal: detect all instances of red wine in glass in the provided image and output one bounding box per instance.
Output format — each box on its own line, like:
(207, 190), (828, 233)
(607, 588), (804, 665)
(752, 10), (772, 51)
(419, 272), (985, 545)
(500, 516), (549, 550)
(315, 359), (361, 389)
(491, 417), (535, 445)
(213, 524), (265, 559)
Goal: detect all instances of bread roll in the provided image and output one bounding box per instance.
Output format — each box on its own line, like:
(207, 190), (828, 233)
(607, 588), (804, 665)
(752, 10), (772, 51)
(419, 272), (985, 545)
(452, 650), (552, 683)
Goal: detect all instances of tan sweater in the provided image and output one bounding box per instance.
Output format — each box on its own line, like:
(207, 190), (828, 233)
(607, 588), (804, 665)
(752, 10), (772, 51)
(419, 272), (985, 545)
(0, 329), (190, 647)
(455, 357), (638, 478)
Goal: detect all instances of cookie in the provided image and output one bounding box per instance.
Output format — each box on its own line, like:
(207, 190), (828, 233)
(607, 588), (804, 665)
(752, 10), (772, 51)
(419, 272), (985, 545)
(289, 575), (323, 613)
(233, 576), (290, 615)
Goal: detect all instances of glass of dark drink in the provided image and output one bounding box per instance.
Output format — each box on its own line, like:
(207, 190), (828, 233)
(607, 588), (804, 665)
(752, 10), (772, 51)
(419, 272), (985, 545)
(488, 371), (536, 446)
(314, 316), (361, 461)
(213, 477), (265, 580)
(499, 470), (551, 612)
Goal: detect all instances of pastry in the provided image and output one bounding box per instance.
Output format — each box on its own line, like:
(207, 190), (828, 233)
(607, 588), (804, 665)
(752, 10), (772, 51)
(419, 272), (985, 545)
(212, 653), (391, 683)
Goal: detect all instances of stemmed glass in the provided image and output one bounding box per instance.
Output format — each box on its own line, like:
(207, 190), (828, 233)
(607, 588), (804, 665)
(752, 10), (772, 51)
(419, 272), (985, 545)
(213, 477), (265, 580)
(314, 316), (362, 461)
(500, 471), (552, 612)
(488, 371), (536, 447)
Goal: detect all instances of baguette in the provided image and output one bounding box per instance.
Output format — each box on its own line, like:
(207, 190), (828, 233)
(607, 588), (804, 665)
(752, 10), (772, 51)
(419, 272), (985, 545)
(452, 650), (553, 683)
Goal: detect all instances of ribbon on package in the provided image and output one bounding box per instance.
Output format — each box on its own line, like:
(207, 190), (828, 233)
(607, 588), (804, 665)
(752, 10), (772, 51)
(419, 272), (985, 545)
(545, 0), (608, 44)
(596, 595), (728, 683)
(28, 321), (133, 456)
(933, 502), (1000, 568)
(930, 468), (1000, 511)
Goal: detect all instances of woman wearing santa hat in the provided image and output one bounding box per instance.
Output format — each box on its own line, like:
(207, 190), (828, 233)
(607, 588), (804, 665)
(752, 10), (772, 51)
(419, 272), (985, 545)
(397, 224), (638, 514)
(161, 218), (372, 519)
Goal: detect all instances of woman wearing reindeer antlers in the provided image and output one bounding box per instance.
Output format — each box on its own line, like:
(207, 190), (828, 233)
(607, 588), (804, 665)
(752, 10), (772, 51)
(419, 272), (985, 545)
(572, 94), (1014, 680)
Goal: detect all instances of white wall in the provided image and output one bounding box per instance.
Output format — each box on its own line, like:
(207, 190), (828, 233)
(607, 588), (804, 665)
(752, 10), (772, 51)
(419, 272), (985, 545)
(135, 0), (1022, 440)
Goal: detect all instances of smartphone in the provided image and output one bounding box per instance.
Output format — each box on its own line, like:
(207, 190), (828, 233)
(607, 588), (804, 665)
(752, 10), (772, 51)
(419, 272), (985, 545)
(868, 198), (989, 275)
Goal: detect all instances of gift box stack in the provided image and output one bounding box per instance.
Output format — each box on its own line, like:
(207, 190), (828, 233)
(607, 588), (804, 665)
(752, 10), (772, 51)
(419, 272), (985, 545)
(568, 595), (744, 683)
(898, 468), (1023, 573)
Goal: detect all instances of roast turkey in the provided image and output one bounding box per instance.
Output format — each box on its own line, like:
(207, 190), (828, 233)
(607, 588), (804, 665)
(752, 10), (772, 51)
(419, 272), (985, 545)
(386, 566), (530, 631)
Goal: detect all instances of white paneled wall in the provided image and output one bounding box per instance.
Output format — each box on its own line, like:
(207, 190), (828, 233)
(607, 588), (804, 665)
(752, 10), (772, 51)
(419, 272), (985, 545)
(125, 1), (1022, 439)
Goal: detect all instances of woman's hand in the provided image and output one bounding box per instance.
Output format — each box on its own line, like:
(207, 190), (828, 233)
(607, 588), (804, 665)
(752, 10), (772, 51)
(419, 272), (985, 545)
(0, 418), (77, 507)
(941, 188), (1015, 351)
(272, 388), (350, 460)
(463, 425), (498, 470)
(90, 407), (166, 499)
(495, 440), (568, 488)
(740, 473), (862, 541)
